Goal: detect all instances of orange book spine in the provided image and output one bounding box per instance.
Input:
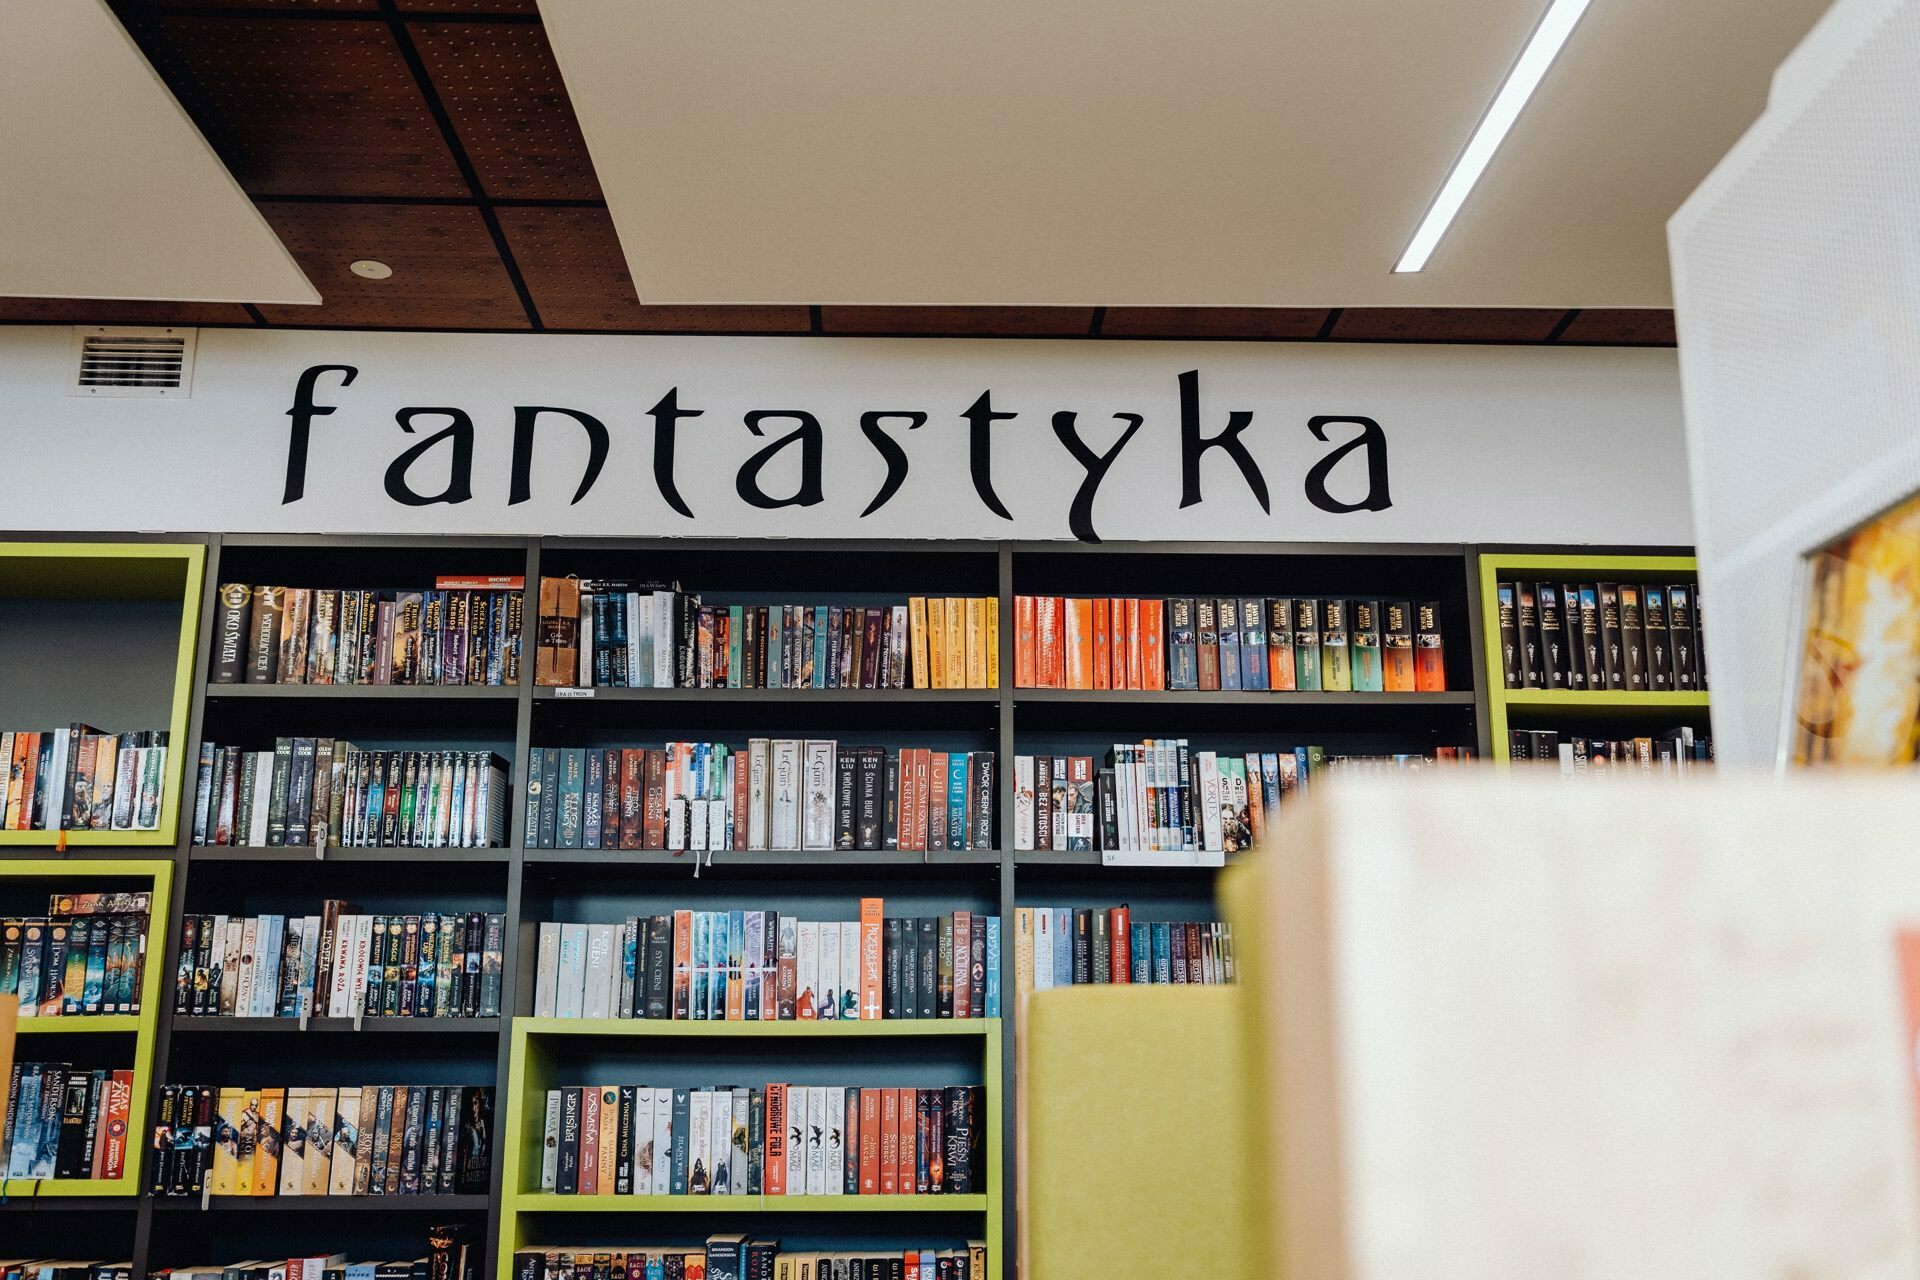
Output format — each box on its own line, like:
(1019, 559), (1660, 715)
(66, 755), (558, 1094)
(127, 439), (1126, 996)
(1140, 599), (1166, 690)
(879, 1087), (901, 1193)
(1414, 600), (1447, 691)
(1091, 598), (1111, 690)
(859, 897), (885, 1019)
(1064, 599), (1094, 689)
(671, 909), (692, 1018)
(1014, 596), (1036, 688)
(895, 1087), (917, 1196)
(1125, 599), (1143, 690)
(1035, 597), (1059, 689)
(858, 1088), (882, 1192)
(1108, 598), (1128, 690)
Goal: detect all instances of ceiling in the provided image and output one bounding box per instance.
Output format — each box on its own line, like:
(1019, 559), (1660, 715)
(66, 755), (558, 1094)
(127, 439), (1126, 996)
(0, 0), (1827, 343)
(0, 0), (316, 305)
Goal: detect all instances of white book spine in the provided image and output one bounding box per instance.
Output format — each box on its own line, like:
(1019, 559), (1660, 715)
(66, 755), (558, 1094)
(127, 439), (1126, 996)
(839, 923), (860, 1020)
(707, 798), (728, 853)
(748, 738), (771, 849)
(653, 590), (675, 688)
(824, 1086), (845, 1195)
(541, 1089), (561, 1189)
(326, 914), (355, 1017)
(534, 922), (561, 1018)
(235, 916), (258, 1016)
(1033, 909), (1054, 991)
(650, 1087), (673, 1195)
(689, 1089), (713, 1194)
(796, 920), (819, 1018)
(1199, 752), (1223, 853)
(346, 915), (373, 1018)
(250, 752), (273, 845)
(1013, 754), (1034, 852)
(583, 923), (615, 1019)
(631, 1087), (655, 1194)
(556, 923), (587, 1019)
(785, 1084), (806, 1193)
(280, 1087), (309, 1194)
(712, 1087), (735, 1194)
(816, 921), (840, 1021)
(802, 740), (835, 850)
(330, 1086), (363, 1195)
(805, 1086), (827, 1195)
(770, 739), (800, 849)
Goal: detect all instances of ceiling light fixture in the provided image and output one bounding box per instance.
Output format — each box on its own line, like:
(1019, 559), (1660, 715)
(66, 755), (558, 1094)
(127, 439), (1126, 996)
(350, 259), (394, 280)
(1393, 0), (1592, 273)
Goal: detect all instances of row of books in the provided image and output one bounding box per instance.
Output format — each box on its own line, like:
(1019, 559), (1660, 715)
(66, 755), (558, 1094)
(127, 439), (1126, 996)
(513, 1241), (988, 1280)
(2, 1266), (130, 1280)
(1012, 908), (1234, 991)
(1509, 728), (1715, 769)
(1012, 596), (1449, 692)
(537, 580), (1001, 693)
(524, 744), (995, 854)
(161, 1225), (478, 1280)
(212, 580), (524, 686)
(541, 1084), (986, 1198)
(150, 1084), (493, 1198)
(173, 908), (506, 1019)
(3, 892), (152, 1017)
(533, 906), (998, 1022)
(192, 742), (511, 849)
(0, 727), (169, 832)
(1498, 581), (1709, 693)
(2, 1064), (134, 1181)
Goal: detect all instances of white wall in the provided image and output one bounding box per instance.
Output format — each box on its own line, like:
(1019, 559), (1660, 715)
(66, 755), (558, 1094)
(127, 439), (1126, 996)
(1670, 0), (1920, 766)
(0, 325), (1690, 546)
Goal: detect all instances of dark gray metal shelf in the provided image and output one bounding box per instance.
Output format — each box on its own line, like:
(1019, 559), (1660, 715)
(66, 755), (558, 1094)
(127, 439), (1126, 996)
(169, 1016), (502, 1034)
(150, 1193), (491, 1212)
(204, 683), (519, 700)
(190, 845), (514, 863)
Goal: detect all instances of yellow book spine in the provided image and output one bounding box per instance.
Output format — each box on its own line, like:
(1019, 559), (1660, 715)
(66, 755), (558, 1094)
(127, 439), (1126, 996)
(926, 598), (947, 689)
(253, 1088), (284, 1196)
(210, 1087), (244, 1196)
(597, 1086), (619, 1193)
(985, 596), (1000, 689)
(945, 598), (965, 689)
(965, 597), (985, 690)
(908, 596), (930, 689)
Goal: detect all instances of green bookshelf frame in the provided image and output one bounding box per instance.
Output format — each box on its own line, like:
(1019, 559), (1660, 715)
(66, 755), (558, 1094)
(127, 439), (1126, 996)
(0, 541), (205, 847)
(497, 1017), (1005, 1280)
(0, 856), (173, 1198)
(1477, 552), (1709, 763)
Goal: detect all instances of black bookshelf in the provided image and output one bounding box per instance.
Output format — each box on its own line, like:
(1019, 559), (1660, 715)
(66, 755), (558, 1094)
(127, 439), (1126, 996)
(3, 531), (1497, 1280)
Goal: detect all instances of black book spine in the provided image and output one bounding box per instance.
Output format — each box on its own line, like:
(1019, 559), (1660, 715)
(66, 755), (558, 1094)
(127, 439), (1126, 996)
(1072, 908), (1092, 984)
(645, 914), (672, 1019)
(1097, 767), (1119, 852)
(917, 916), (937, 1019)
(1598, 583), (1625, 690)
(855, 748), (882, 850)
(1515, 584), (1542, 689)
(1562, 582), (1586, 690)
(942, 1085), (972, 1194)
(882, 752), (901, 851)
(1644, 586), (1672, 691)
(212, 583), (251, 684)
(835, 750), (858, 851)
(970, 751), (994, 850)
(1619, 584), (1649, 692)
(556, 1086), (582, 1194)
(883, 917), (903, 1019)
(1536, 584), (1569, 690)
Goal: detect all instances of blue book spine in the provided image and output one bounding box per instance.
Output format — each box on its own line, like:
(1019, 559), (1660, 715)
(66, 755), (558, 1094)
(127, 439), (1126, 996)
(1053, 908), (1072, 983)
(1241, 600), (1268, 690)
(257, 915), (285, 1016)
(947, 756), (968, 850)
(6, 1066), (42, 1177)
(582, 750), (605, 850)
(984, 917), (1001, 1017)
(690, 912), (710, 1020)
(1218, 602), (1243, 690)
(765, 608), (783, 690)
(1151, 922), (1172, 983)
(1131, 920), (1150, 984)
(813, 606), (830, 687)
(1294, 746), (1312, 794)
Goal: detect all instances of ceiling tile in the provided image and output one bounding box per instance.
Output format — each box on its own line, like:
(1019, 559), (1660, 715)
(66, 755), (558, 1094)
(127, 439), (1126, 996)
(122, 15), (465, 198)
(1557, 309), (1677, 345)
(1101, 308), (1329, 339)
(0, 299), (255, 326)
(821, 307), (1096, 337)
(1330, 308), (1567, 343)
(496, 207), (809, 331)
(254, 202), (527, 328)
(412, 21), (601, 200)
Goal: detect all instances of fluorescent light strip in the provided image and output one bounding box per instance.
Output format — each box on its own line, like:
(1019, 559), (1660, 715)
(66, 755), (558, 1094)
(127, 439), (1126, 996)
(1394, 0), (1593, 273)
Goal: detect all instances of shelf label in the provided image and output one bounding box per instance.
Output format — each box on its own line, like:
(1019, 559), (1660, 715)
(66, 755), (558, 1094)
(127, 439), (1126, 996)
(554, 687), (596, 699)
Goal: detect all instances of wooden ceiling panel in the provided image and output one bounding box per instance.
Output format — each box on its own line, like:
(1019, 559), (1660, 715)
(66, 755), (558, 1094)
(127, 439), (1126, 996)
(396, 0), (539, 11)
(123, 1), (377, 8)
(1102, 307), (1329, 339)
(122, 15), (465, 198)
(821, 307), (1096, 337)
(253, 202), (528, 328)
(0, 299), (254, 326)
(497, 207), (809, 331)
(412, 22), (601, 200)
(1330, 308), (1567, 343)
(1557, 309), (1678, 345)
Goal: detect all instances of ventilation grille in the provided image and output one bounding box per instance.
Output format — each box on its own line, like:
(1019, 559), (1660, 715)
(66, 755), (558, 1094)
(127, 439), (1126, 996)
(69, 326), (196, 397)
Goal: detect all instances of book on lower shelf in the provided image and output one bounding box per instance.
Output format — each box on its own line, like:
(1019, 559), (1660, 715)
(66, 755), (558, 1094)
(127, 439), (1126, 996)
(174, 906), (504, 1020)
(534, 903), (997, 1022)
(192, 741), (510, 849)
(1013, 740), (1473, 863)
(210, 579), (523, 687)
(1011, 908), (1234, 996)
(149, 1083), (493, 1198)
(1, 1062), (134, 1182)
(523, 743), (993, 853)
(514, 1239), (988, 1280)
(3, 891), (153, 1017)
(1508, 728), (1714, 770)
(537, 1083), (984, 1200)
(165, 1226), (479, 1280)
(0, 726), (170, 832)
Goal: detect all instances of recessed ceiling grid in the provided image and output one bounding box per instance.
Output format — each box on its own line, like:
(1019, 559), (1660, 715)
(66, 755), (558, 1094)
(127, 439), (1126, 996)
(0, 1), (1676, 345)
